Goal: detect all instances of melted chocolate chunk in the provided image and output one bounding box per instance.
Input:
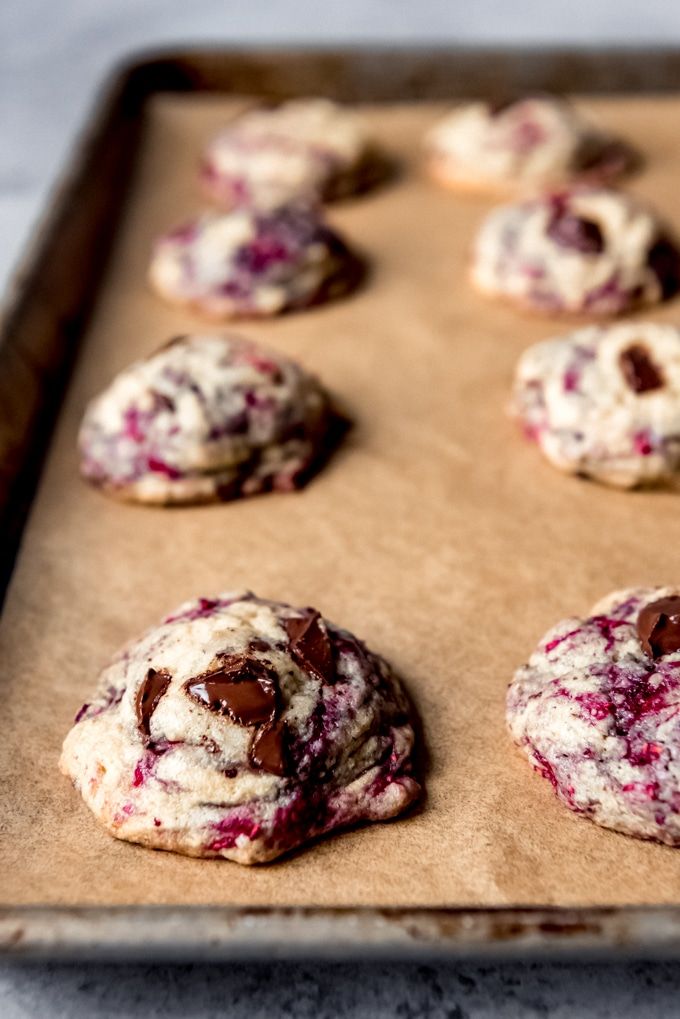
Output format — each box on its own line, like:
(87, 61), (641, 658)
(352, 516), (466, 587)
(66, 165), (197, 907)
(249, 719), (289, 777)
(637, 596), (680, 658)
(136, 668), (172, 739)
(284, 609), (335, 683)
(547, 211), (604, 254)
(620, 344), (664, 394)
(249, 637), (273, 653)
(186, 657), (276, 726)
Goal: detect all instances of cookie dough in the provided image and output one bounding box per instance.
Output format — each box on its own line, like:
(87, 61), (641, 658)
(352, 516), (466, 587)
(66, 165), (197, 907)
(202, 98), (385, 210)
(472, 188), (680, 317)
(507, 587), (680, 847)
(149, 205), (363, 318)
(512, 322), (680, 488)
(78, 333), (333, 504)
(60, 592), (421, 864)
(425, 95), (632, 195)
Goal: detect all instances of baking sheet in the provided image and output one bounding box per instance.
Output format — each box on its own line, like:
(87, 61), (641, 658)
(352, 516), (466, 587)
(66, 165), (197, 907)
(3, 95), (680, 909)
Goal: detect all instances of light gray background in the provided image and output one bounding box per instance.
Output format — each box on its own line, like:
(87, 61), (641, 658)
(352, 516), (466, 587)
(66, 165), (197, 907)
(3, 0), (680, 288)
(5, 1), (680, 1015)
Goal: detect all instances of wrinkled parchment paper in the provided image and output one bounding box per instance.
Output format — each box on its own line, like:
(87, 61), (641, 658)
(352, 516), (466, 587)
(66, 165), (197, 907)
(3, 95), (680, 907)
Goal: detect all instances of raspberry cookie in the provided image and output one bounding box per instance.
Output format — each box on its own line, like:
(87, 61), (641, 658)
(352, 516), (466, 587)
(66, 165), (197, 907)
(60, 592), (420, 864)
(202, 98), (386, 210)
(512, 322), (680, 488)
(508, 587), (680, 847)
(472, 188), (680, 317)
(425, 95), (632, 196)
(78, 333), (334, 505)
(149, 205), (363, 319)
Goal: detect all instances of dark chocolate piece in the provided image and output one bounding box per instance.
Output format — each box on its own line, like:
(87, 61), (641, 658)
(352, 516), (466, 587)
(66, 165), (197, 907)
(186, 657), (276, 726)
(547, 211), (604, 254)
(136, 668), (171, 738)
(284, 609), (334, 683)
(249, 720), (288, 777)
(620, 344), (664, 394)
(249, 637), (273, 653)
(637, 596), (680, 658)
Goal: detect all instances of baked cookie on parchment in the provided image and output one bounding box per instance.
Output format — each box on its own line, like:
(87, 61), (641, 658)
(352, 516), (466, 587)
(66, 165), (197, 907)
(202, 98), (387, 210)
(472, 187), (680, 317)
(149, 204), (364, 319)
(425, 95), (633, 196)
(512, 322), (680, 488)
(60, 592), (421, 864)
(508, 587), (680, 847)
(78, 333), (334, 505)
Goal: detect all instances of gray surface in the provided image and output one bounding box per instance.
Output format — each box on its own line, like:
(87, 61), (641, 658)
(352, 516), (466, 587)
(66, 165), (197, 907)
(2, 959), (680, 1017)
(3, 0), (680, 289)
(6, 0), (680, 1014)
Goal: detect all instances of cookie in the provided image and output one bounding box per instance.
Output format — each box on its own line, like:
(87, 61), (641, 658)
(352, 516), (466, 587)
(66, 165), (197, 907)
(202, 98), (386, 210)
(472, 188), (680, 317)
(425, 95), (633, 196)
(78, 333), (334, 505)
(512, 322), (680, 488)
(149, 205), (363, 319)
(507, 587), (680, 847)
(60, 592), (421, 864)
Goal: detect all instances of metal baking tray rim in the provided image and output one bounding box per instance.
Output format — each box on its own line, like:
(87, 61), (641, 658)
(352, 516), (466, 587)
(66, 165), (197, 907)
(5, 904), (680, 961)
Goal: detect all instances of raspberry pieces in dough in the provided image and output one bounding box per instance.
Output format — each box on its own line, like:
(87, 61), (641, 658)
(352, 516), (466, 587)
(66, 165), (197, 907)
(472, 188), (680, 317)
(60, 593), (421, 864)
(512, 322), (680, 488)
(507, 587), (680, 847)
(149, 205), (363, 319)
(78, 333), (334, 505)
(425, 95), (632, 196)
(202, 98), (386, 210)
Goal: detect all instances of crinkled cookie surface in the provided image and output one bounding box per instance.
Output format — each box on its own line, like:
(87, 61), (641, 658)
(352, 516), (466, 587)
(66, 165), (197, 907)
(508, 587), (680, 846)
(202, 98), (383, 210)
(512, 322), (680, 488)
(60, 592), (421, 864)
(149, 205), (363, 319)
(79, 333), (333, 504)
(426, 96), (632, 194)
(472, 188), (680, 317)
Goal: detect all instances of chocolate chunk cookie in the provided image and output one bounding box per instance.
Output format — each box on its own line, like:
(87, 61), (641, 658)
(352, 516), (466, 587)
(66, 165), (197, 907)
(508, 587), (680, 847)
(149, 205), (363, 319)
(425, 95), (633, 196)
(202, 98), (386, 210)
(78, 333), (334, 505)
(472, 188), (680, 317)
(512, 322), (680, 487)
(60, 592), (421, 863)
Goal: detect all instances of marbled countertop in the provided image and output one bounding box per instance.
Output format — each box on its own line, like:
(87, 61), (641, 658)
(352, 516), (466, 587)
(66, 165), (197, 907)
(4, 1), (680, 1014)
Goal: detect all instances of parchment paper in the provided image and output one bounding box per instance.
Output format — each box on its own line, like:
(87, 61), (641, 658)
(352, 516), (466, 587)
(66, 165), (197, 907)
(3, 95), (680, 908)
